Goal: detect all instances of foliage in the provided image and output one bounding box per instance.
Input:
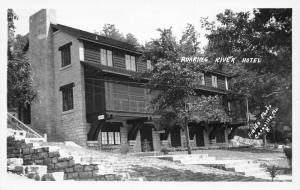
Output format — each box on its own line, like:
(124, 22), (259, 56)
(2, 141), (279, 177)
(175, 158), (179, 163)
(120, 143), (130, 154)
(283, 147), (292, 168)
(97, 23), (140, 47)
(201, 9), (292, 131)
(144, 25), (231, 154)
(248, 105), (278, 139)
(7, 10), (37, 109)
(265, 165), (279, 181)
(7, 9), (18, 59)
(7, 35), (37, 108)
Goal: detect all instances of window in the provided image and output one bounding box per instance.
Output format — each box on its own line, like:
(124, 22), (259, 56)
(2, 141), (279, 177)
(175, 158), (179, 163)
(199, 72), (205, 85)
(146, 60), (153, 70)
(101, 125), (121, 145)
(125, 54), (136, 71)
(60, 83), (74, 111)
(212, 75), (218, 88)
(100, 49), (113, 67)
(79, 42), (84, 61)
(59, 42), (72, 67)
(225, 77), (229, 90)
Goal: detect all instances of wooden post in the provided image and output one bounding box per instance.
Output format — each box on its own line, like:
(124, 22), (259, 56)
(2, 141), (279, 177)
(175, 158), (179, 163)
(184, 116), (192, 154)
(44, 133), (47, 142)
(245, 97), (249, 125)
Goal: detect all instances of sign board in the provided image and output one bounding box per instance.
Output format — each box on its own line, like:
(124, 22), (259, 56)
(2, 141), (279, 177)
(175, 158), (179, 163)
(98, 115), (105, 120)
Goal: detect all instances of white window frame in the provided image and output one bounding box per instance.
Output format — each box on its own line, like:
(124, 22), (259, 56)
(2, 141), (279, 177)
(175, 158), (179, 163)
(100, 49), (113, 67)
(101, 132), (108, 144)
(212, 75), (218, 88)
(79, 42), (84, 61)
(101, 131), (121, 145)
(199, 72), (205, 85)
(225, 77), (228, 90)
(146, 60), (153, 70)
(125, 54), (136, 71)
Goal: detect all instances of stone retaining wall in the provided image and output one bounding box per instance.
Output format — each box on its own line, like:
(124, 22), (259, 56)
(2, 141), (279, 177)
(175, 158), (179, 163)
(7, 138), (122, 180)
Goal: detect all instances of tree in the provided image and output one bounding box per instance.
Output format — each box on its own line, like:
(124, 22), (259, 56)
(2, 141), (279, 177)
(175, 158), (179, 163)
(145, 26), (231, 154)
(124, 33), (139, 47)
(7, 9), (36, 109)
(7, 9), (18, 59)
(201, 9), (292, 142)
(100, 24), (125, 41)
(98, 24), (140, 47)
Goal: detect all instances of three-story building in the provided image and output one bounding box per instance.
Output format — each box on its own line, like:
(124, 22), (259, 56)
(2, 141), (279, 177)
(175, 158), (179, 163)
(28, 9), (248, 152)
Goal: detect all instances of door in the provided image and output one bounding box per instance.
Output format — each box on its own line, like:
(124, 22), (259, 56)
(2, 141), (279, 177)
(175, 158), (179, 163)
(195, 128), (205, 147)
(140, 124), (153, 152)
(170, 126), (181, 147)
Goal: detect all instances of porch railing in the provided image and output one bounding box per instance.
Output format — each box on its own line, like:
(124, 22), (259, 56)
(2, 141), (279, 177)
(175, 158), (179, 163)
(7, 112), (47, 141)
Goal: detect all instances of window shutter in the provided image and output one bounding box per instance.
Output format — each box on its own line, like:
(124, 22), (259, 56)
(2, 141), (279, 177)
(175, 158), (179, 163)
(100, 49), (106, 65)
(131, 56), (136, 71)
(107, 50), (112, 67)
(125, 55), (130, 70)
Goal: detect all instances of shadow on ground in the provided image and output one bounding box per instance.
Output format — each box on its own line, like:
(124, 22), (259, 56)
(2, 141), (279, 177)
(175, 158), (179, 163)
(129, 165), (269, 181)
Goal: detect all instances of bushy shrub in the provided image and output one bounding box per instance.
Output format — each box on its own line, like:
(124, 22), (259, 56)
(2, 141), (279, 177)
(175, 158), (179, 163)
(266, 165), (279, 181)
(283, 147), (292, 168)
(161, 147), (170, 155)
(120, 143), (130, 154)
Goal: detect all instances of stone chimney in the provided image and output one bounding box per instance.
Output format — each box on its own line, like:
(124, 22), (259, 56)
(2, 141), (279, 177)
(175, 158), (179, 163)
(29, 9), (56, 139)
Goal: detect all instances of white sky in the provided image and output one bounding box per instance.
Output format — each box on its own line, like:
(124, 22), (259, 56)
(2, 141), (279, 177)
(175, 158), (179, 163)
(13, 3), (253, 48)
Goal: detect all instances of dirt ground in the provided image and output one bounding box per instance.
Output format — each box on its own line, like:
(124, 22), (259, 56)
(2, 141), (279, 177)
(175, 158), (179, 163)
(36, 142), (290, 181)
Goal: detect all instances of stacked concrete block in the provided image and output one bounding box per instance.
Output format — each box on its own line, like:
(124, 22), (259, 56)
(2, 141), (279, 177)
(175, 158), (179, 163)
(7, 138), (101, 180)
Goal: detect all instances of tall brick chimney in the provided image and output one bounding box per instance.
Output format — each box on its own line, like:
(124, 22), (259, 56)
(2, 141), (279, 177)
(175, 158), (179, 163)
(29, 9), (57, 139)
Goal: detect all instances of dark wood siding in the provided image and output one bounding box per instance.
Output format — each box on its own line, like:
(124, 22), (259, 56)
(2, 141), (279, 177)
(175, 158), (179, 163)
(83, 41), (146, 72)
(204, 73), (227, 90)
(113, 50), (125, 69)
(84, 67), (106, 123)
(104, 76), (152, 113)
(229, 99), (247, 124)
(205, 73), (212, 87)
(217, 76), (226, 90)
(137, 57), (147, 73)
(84, 42), (100, 64)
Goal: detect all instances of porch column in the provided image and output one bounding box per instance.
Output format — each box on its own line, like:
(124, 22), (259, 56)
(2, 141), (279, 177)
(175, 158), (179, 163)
(203, 123), (210, 146)
(134, 131), (142, 152)
(152, 129), (161, 151)
(120, 121), (128, 146)
(224, 127), (229, 144)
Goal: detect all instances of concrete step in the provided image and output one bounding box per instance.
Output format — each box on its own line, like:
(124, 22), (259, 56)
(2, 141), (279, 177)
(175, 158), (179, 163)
(234, 167), (265, 173)
(176, 157), (216, 164)
(225, 163), (261, 170)
(171, 154), (209, 160)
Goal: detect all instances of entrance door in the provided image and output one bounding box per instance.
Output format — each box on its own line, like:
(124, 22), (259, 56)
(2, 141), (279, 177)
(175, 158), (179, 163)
(140, 124), (153, 152)
(170, 126), (181, 147)
(195, 128), (205, 147)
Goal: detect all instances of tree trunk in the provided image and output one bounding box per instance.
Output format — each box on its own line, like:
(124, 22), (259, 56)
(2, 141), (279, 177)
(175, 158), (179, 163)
(184, 116), (192, 154)
(263, 133), (267, 148)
